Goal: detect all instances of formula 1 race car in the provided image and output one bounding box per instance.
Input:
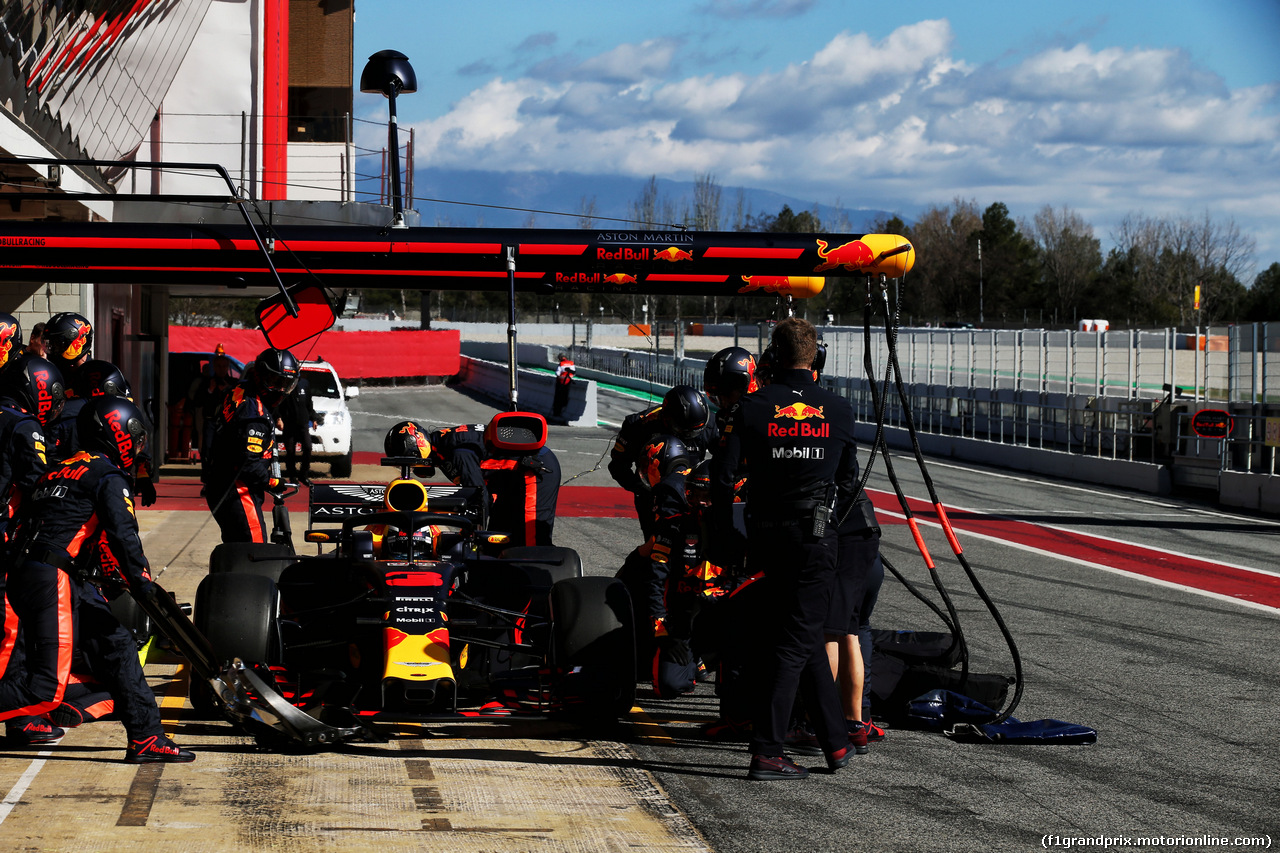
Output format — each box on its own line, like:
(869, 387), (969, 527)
(163, 413), (636, 747)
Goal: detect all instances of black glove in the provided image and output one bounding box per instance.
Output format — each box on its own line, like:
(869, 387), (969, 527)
(136, 477), (158, 507)
(658, 636), (692, 667)
(130, 578), (161, 605)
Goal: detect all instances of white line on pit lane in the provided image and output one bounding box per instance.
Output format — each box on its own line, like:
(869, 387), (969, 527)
(0, 742), (60, 825)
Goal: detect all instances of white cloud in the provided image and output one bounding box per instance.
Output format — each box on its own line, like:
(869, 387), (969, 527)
(402, 18), (1280, 269)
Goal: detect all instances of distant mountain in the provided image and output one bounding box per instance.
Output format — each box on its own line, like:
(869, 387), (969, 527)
(406, 167), (902, 233)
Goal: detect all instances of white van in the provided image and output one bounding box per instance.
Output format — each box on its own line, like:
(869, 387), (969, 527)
(300, 360), (358, 477)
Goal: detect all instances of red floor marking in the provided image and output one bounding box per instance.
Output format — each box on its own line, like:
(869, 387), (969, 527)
(865, 489), (1280, 610)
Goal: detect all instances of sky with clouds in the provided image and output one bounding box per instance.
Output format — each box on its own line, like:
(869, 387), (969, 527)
(354, 0), (1280, 279)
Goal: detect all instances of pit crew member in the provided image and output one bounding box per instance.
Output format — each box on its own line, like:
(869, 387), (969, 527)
(710, 316), (856, 781)
(203, 348), (299, 543)
(1, 396), (195, 763)
(609, 385), (716, 537)
(0, 353), (66, 743)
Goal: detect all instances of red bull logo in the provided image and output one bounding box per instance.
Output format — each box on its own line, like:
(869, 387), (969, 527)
(775, 403), (824, 421)
(603, 273), (638, 285)
(34, 368), (56, 423)
(770, 402), (828, 437)
(0, 322), (15, 368)
(104, 407), (136, 466)
(63, 320), (92, 359)
(655, 247), (694, 262)
(598, 247), (652, 261)
(813, 239), (874, 273)
(738, 275), (793, 294)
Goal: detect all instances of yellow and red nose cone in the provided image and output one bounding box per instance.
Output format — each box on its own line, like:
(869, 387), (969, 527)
(812, 234), (915, 277)
(860, 234), (915, 277)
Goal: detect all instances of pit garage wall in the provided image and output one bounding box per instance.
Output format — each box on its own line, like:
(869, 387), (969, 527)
(0, 282), (93, 345)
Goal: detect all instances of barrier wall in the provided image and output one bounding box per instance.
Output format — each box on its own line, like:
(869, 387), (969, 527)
(456, 356), (598, 428)
(169, 326), (461, 378)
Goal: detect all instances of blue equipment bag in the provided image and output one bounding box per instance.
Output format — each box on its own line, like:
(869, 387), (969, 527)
(907, 689), (1097, 744)
(946, 719), (1097, 745)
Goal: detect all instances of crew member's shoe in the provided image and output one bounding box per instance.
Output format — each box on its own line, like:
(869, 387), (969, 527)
(126, 734), (196, 764)
(864, 718), (886, 741)
(747, 754), (809, 781)
(846, 720), (871, 754)
(701, 718), (751, 741)
(783, 725), (823, 756)
(826, 743), (858, 771)
(6, 717), (64, 745)
(47, 703), (85, 728)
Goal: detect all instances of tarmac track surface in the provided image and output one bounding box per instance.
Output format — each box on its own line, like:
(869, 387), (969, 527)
(0, 384), (1275, 852)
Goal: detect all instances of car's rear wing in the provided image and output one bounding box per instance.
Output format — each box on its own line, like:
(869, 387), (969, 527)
(308, 482), (478, 524)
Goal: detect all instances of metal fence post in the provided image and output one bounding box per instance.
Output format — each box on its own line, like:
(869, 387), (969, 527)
(1095, 330), (1102, 398)
(1128, 329), (1136, 399)
(1253, 322), (1260, 405)
(1067, 329), (1075, 397)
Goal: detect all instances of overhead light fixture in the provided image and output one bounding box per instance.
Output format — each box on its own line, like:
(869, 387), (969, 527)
(360, 50), (417, 229)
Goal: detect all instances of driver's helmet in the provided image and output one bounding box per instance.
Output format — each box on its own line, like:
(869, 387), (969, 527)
(250, 347), (299, 408)
(640, 434), (692, 490)
(384, 420), (433, 476)
(379, 525), (435, 561)
(660, 385), (710, 442)
(703, 346), (758, 403)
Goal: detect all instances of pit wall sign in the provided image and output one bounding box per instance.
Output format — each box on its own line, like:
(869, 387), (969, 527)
(1191, 409), (1233, 439)
(1266, 417), (1280, 448)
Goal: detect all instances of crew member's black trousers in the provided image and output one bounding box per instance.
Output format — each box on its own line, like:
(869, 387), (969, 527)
(746, 525), (847, 757)
(0, 563), (162, 737)
(282, 422), (311, 479)
(73, 581), (161, 738)
(206, 479), (267, 543)
(0, 561), (72, 721)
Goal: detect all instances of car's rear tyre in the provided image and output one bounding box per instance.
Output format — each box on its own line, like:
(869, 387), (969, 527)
(208, 542), (294, 582)
(191, 572), (280, 716)
(329, 451), (353, 478)
(548, 576), (636, 723)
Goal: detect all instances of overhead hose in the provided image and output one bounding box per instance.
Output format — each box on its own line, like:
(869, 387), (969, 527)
(874, 277), (1025, 725)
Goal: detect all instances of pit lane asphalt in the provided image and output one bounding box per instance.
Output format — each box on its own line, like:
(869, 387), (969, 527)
(352, 384), (1279, 853)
